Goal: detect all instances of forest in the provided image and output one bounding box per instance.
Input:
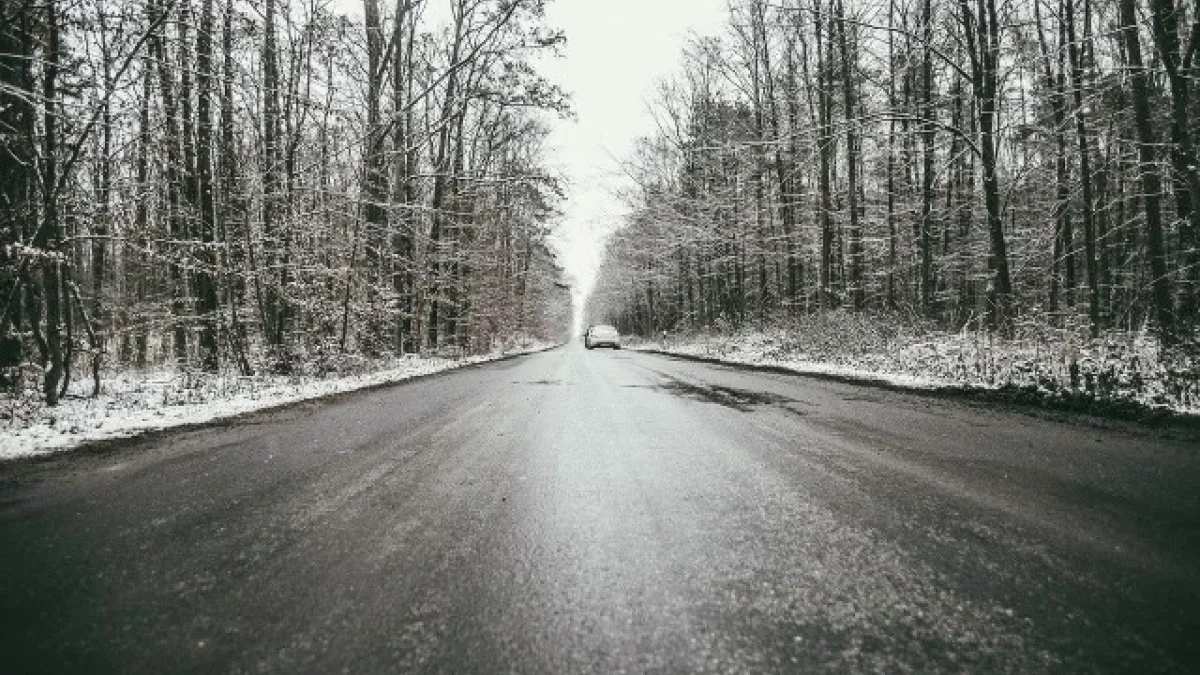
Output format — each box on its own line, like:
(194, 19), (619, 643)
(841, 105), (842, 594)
(0, 0), (573, 407)
(591, 0), (1200, 408)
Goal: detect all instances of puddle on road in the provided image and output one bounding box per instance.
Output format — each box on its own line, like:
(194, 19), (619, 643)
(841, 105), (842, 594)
(840, 392), (886, 404)
(512, 379), (564, 386)
(628, 377), (801, 413)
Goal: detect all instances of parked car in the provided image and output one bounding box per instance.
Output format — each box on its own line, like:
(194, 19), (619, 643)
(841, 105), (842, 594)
(584, 324), (621, 350)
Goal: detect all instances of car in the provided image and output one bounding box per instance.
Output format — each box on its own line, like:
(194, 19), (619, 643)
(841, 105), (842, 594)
(584, 324), (621, 350)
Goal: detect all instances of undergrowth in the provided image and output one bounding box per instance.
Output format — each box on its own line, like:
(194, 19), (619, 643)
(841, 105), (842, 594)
(645, 310), (1200, 417)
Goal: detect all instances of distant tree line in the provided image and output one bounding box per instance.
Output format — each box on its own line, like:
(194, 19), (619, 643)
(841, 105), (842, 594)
(0, 0), (571, 405)
(592, 0), (1198, 348)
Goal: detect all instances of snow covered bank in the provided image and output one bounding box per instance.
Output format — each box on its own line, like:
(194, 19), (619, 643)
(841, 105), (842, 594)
(0, 342), (557, 461)
(631, 312), (1200, 419)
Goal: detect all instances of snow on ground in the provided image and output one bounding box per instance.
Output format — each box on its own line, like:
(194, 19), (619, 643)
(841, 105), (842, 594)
(631, 312), (1200, 417)
(0, 343), (556, 461)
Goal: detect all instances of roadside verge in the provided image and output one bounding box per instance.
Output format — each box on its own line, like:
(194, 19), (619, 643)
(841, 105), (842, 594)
(1, 344), (559, 462)
(633, 345), (1200, 438)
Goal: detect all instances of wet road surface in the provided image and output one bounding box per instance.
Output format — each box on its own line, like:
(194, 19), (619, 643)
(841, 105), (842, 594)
(2, 346), (1198, 674)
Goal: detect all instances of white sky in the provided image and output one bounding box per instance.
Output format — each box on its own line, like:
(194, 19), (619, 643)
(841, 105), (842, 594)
(537, 0), (729, 316)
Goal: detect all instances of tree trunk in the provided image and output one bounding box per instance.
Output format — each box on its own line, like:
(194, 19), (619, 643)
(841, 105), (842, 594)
(1148, 0), (1200, 327)
(814, 4), (836, 308)
(196, 0), (220, 371)
(960, 0), (1013, 329)
(784, 36), (804, 305)
(91, 6), (114, 391)
(919, 0), (936, 316)
(134, 50), (152, 369)
(362, 0), (388, 352)
(262, 0), (285, 352)
(1064, 0), (1101, 335)
(428, 0), (468, 349)
(836, 0), (864, 309)
(219, 0), (251, 375)
(1119, 0), (1174, 342)
(41, 0), (64, 404)
(0, 1), (38, 338)
(886, 0), (898, 310)
(392, 0), (417, 353)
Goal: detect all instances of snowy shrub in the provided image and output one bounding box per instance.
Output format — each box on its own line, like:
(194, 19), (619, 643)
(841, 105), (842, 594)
(639, 312), (1199, 416)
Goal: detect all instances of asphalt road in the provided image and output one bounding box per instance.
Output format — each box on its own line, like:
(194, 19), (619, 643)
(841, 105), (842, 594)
(2, 345), (1198, 674)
